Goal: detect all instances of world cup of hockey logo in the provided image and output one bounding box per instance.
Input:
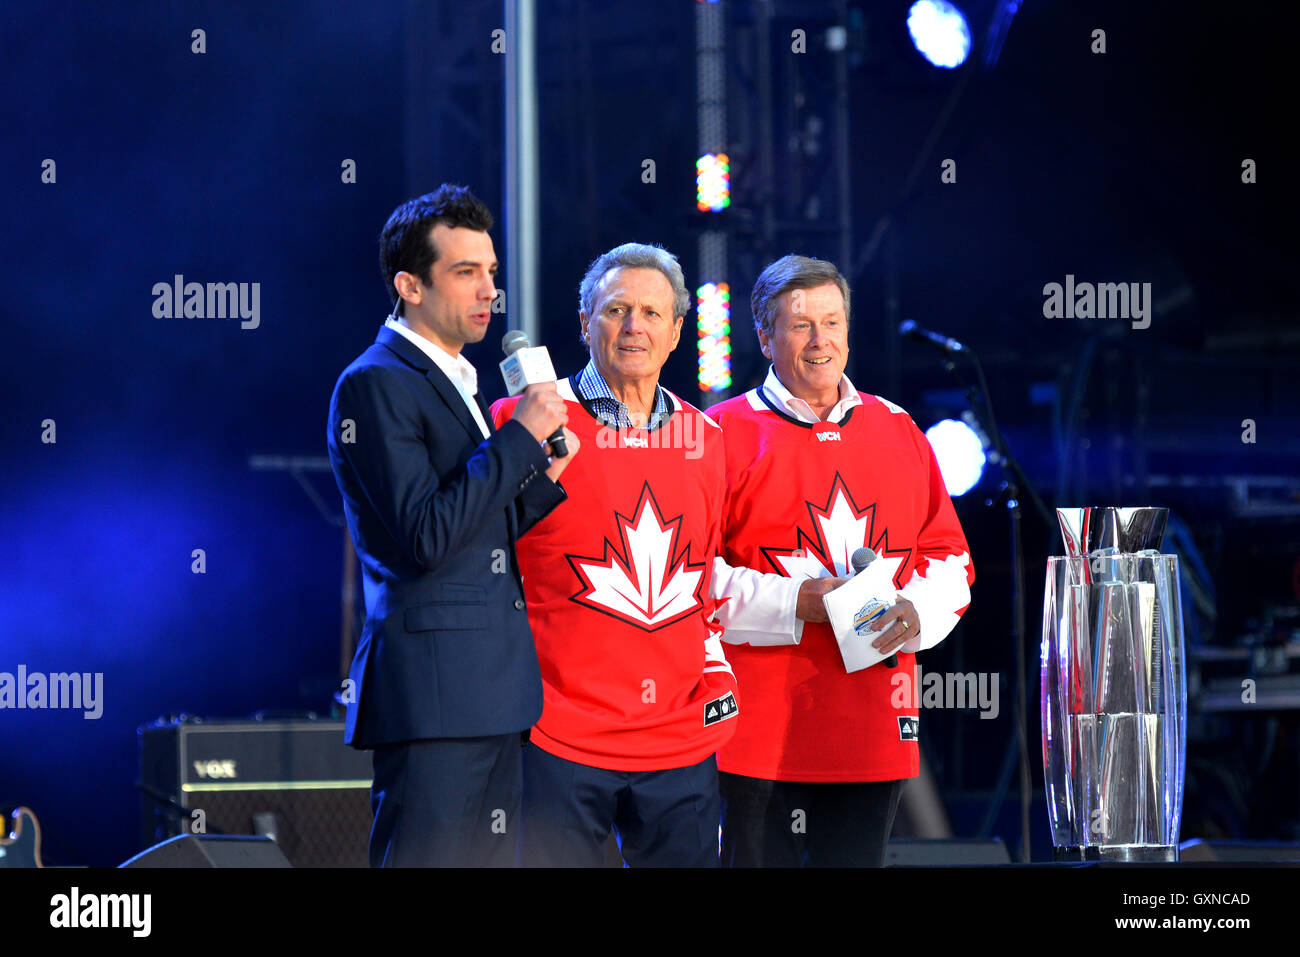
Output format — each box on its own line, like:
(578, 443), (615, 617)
(566, 483), (707, 630)
(852, 597), (890, 637)
(759, 473), (911, 586)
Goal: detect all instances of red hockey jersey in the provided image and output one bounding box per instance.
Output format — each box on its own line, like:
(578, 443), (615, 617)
(491, 378), (739, 772)
(707, 375), (974, 782)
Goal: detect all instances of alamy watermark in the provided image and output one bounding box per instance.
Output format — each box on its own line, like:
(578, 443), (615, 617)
(594, 415), (706, 459)
(0, 665), (103, 719)
(50, 887), (150, 937)
(152, 274), (260, 329)
(890, 666), (1000, 719)
(1042, 274), (1151, 329)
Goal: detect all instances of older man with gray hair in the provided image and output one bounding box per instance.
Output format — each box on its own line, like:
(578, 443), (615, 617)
(707, 254), (975, 867)
(491, 242), (738, 867)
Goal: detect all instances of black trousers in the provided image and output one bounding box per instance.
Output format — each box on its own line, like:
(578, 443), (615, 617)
(719, 772), (904, 867)
(369, 732), (525, 867)
(519, 742), (721, 867)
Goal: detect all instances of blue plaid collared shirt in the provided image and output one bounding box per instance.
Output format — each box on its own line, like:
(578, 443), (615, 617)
(573, 360), (672, 431)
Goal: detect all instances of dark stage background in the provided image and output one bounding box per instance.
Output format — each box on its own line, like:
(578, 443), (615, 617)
(2, 1), (1298, 867)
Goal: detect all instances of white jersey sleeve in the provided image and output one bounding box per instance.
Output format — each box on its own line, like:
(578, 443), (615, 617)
(709, 556), (805, 646)
(897, 551), (973, 653)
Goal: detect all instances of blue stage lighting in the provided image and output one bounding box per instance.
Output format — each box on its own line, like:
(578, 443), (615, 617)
(925, 418), (986, 496)
(907, 0), (972, 69)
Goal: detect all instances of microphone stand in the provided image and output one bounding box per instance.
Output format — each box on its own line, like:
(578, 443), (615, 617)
(929, 346), (1051, 863)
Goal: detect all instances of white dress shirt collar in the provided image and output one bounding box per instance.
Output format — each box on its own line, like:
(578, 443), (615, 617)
(384, 317), (488, 438)
(761, 364), (862, 424)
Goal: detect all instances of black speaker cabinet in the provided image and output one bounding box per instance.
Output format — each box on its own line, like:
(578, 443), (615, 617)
(1179, 839), (1300, 862)
(121, 834), (291, 868)
(885, 838), (1012, 866)
(138, 718), (373, 868)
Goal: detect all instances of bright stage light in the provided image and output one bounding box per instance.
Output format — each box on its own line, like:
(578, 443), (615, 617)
(696, 282), (732, 392)
(925, 418), (986, 496)
(696, 153), (731, 212)
(907, 1), (972, 69)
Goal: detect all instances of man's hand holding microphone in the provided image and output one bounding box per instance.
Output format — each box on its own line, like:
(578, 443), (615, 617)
(501, 330), (581, 483)
(512, 384), (580, 483)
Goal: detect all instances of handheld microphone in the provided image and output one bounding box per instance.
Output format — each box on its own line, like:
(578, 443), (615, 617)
(849, 546), (876, 575)
(500, 330), (567, 458)
(899, 319), (966, 355)
(851, 547), (897, 667)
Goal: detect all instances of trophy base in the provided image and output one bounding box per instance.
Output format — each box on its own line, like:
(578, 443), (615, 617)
(1053, 844), (1179, 863)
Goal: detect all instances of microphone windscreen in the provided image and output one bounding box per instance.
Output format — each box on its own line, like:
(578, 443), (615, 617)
(501, 329), (531, 355)
(850, 546), (876, 573)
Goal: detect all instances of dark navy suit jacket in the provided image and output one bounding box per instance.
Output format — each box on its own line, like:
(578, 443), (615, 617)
(327, 325), (565, 748)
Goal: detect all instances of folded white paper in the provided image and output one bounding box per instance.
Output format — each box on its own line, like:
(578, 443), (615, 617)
(822, 563), (900, 674)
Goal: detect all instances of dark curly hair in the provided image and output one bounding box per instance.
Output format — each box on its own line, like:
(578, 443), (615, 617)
(379, 184), (494, 312)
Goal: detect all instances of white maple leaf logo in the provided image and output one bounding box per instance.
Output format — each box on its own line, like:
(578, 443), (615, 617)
(567, 483), (706, 630)
(760, 473), (911, 586)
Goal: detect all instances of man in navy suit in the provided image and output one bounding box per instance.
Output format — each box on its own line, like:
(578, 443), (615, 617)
(327, 185), (580, 866)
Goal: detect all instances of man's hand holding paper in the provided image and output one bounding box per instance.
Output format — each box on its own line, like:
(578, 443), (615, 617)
(821, 561), (921, 673)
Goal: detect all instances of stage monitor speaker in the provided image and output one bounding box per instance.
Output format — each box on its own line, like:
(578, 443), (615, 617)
(886, 838), (1011, 866)
(121, 834), (291, 868)
(1179, 839), (1300, 862)
(138, 717), (373, 868)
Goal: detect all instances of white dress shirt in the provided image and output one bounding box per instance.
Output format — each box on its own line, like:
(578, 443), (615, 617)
(385, 317), (489, 439)
(760, 364), (863, 424)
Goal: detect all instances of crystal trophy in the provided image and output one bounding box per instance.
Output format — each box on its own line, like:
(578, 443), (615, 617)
(1041, 507), (1186, 861)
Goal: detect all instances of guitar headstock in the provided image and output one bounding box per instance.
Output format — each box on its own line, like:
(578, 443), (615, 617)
(0, 806), (44, 868)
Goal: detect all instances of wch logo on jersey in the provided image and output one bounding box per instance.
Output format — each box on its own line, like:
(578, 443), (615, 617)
(594, 415), (707, 459)
(567, 483), (707, 630)
(759, 473), (911, 586)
